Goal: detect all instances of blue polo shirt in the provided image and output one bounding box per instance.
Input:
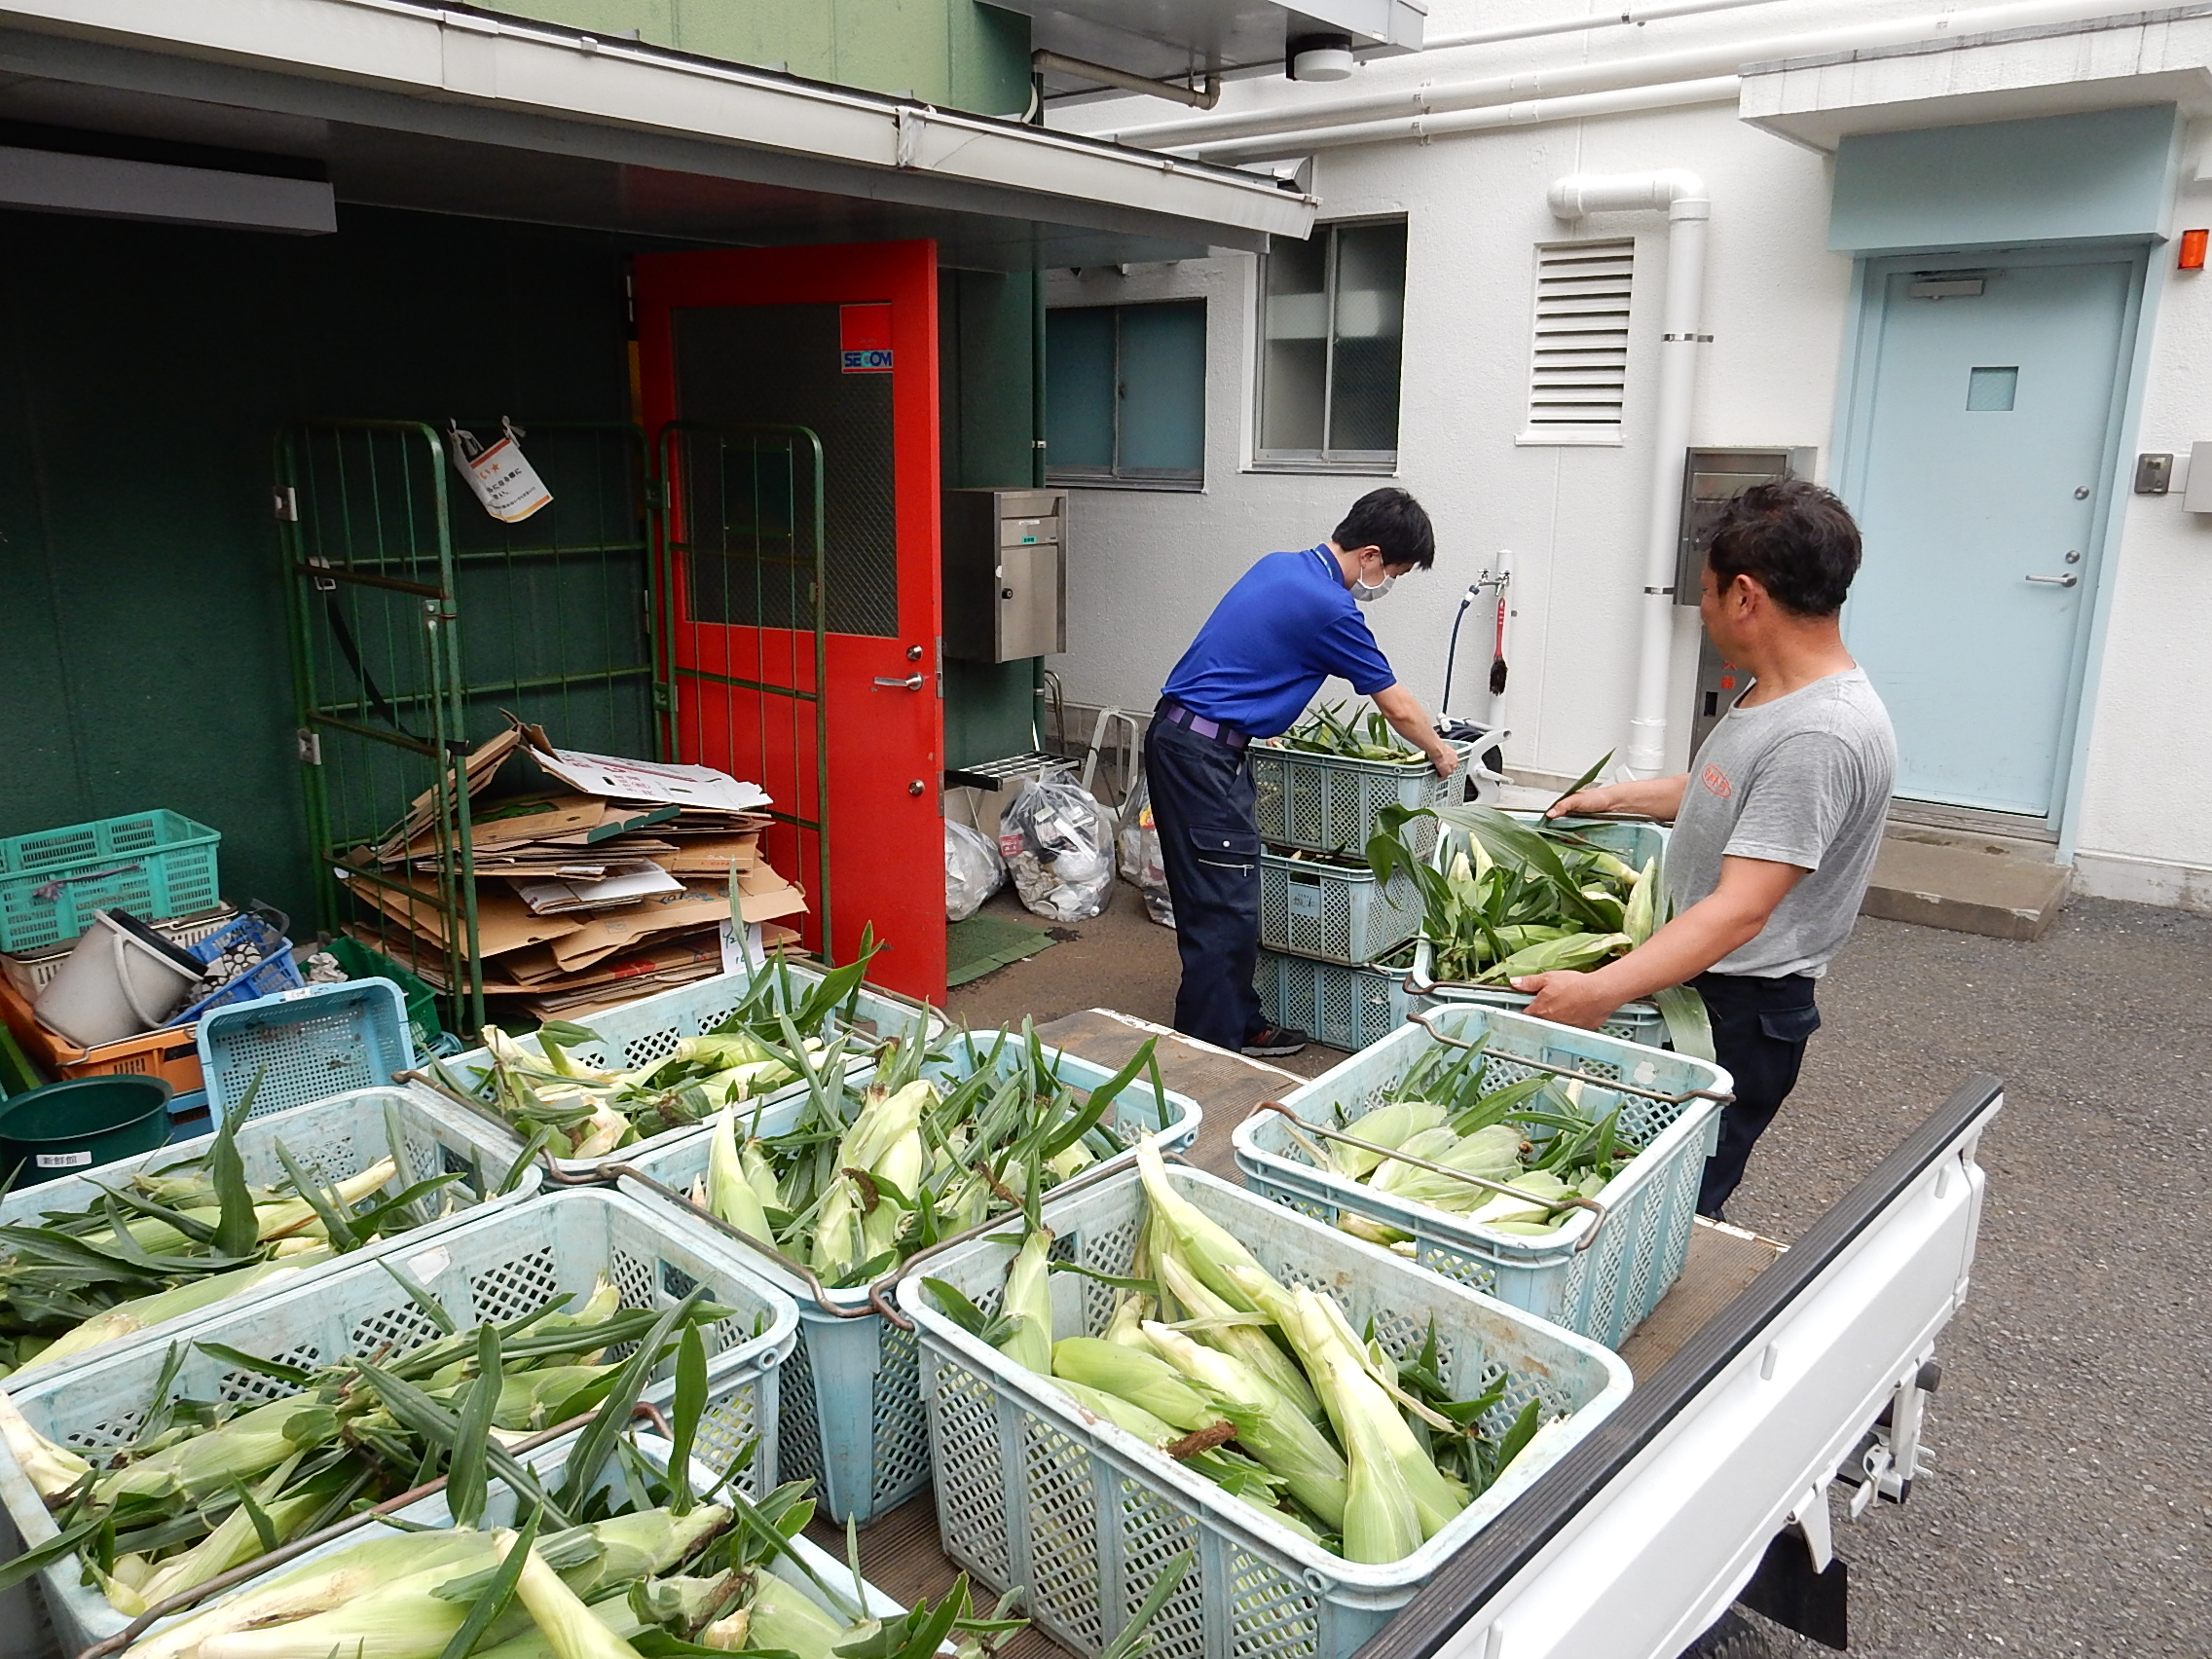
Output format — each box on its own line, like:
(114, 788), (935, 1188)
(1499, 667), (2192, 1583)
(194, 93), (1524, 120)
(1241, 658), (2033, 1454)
(1161, 545), (1398, 739)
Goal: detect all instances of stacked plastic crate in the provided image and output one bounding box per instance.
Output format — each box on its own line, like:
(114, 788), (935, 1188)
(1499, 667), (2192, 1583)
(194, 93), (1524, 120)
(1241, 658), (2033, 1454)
(1249, 740), (1472, 1051)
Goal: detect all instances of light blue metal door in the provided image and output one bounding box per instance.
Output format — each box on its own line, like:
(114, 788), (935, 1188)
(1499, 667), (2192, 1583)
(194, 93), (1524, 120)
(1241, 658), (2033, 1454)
(1843, 255), (2134, 818)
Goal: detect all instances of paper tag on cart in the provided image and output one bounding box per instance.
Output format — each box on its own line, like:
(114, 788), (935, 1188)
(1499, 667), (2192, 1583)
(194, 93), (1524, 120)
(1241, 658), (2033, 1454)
(719, 918), (766, 975)
(447, 424), (553, 524)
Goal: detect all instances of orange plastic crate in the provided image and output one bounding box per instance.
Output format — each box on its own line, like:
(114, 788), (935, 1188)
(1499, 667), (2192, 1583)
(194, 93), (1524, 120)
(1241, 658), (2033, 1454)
(0, 974), (204, 1095)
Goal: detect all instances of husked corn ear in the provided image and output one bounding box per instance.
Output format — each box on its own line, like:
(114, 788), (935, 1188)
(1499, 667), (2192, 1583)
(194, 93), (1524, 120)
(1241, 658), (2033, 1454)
(502, 1531), (650, 1659)
(1139, 1321), (1348, 1529)
(734, 1574), (856, 1659)
(0, 1391), (90, 1499)
(126, 1531), (497, 1659)
(1051, 1338), (1222, 1434)
(994, 1227), (1055, 1374)
(706, 1106), (771, 1245)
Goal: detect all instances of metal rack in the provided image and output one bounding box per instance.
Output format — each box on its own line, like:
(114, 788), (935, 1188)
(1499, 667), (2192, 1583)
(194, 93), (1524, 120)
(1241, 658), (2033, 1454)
(280, 419), (830, 1037)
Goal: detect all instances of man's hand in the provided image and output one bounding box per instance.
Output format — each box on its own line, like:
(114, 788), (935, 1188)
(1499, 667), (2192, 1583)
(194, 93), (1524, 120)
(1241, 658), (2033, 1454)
(1546, 786), (1609, 819)
(1427, 743), (1459, 780)
(1510, 969), (1617, 1029)
(1544, 773), (1691, 824)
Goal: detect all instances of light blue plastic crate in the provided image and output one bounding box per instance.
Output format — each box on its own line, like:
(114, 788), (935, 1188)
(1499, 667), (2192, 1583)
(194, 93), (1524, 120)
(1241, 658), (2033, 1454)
(1233, 1000), (1731, 1348)
(1251, 738), (1479, 858)
(0, 810), (221, 953)
(1410, 814), (1673, 1048)
(1256, 947), (1427, 1052)
(901, 1162), (1632, 1659)
(434, 962), (942, 1178)
(198, 979), (416, 1119)
(1260, 850), (1422, 967)
(616, 1028), (1203, 1527)
(0, 1085), (540, 1357)
(0, 1185), (798, 1658)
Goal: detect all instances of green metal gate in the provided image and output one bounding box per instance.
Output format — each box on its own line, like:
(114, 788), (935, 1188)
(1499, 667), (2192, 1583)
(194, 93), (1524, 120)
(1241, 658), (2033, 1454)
(280, 418), (828, 1039)
(279, 420), (661, 1037)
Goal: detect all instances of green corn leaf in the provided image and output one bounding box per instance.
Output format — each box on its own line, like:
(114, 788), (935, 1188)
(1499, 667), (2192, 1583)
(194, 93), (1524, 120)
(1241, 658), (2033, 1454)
(373, 1256), (459, 1335)
(1652, 983), (1716, 1062)
(666, 1325), (707, 1517)
(1547, 750), (1614, 812)
(0, 1515), (105, 1592)
(208, 1085), (262, 1262)
(447, 1324), (503, 1530)
(1099, 1550), (1195, 1659)
(270, 1139), (359, 1252)
(191, 1343), (318, 1387)
(552, 1290), (700, 1514)
(434, 1502), (541, 1659)
(917, 1277), (1018, 1348)
(1494, 1395), (1544, 1473)
(499, 1127), (552, 1196)
(1040, 1040), (1153, 1160)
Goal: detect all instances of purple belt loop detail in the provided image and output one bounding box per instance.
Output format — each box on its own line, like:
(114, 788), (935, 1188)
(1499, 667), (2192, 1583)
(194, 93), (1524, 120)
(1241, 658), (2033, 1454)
(1160, 701), (1250, 751)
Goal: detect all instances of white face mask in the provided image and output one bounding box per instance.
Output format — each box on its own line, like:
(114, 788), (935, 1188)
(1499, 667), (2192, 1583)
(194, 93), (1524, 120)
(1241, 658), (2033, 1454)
(1352, 571), (1395, 604)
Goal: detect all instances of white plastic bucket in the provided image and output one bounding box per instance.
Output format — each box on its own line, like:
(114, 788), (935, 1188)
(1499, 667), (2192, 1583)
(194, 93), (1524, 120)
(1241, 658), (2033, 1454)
(32, 909), (203, 1047)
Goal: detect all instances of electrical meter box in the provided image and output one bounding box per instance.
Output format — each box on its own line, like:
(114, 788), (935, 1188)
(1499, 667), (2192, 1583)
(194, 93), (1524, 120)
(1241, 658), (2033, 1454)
(1678, 448), (1816, 756)
(942, 488), (1066, 662)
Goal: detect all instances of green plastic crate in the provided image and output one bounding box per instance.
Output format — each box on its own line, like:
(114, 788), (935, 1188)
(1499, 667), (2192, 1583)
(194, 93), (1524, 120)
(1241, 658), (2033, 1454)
(0, 810), (220, 952)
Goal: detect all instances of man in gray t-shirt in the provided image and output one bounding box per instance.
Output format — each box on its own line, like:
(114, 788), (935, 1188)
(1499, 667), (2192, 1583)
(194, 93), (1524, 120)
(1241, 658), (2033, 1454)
(1514, 479), (1897, 1219)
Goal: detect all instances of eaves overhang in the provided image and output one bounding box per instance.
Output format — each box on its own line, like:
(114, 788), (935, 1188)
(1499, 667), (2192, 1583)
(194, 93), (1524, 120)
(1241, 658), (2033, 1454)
(1741, 4), (2212, 153)
(0, 0), (1319, 255)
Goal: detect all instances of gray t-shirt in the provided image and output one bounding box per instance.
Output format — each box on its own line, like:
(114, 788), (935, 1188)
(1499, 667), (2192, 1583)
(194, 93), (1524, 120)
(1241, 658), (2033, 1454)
(1663, 667), (1897, 978)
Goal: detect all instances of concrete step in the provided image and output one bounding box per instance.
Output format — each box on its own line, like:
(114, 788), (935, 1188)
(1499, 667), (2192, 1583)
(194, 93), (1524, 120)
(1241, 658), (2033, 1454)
(1861, 825), (2073, 940)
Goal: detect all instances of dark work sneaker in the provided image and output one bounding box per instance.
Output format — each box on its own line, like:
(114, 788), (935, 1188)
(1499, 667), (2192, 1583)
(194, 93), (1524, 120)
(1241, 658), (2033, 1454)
(1242, 1025), (1309, 1057)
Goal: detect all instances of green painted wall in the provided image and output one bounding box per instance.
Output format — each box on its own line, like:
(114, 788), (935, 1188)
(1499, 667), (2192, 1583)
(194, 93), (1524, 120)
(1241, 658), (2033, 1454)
(0, 203), (1047, 930)
(503, 0), (1031, 115)
(0, 204), (641, 927)
(939, 267), (1046, 768)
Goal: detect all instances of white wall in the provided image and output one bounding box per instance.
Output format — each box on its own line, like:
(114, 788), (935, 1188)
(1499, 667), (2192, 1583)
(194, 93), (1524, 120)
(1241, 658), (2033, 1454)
(1041, 0), (2212, 905)
(2071, 118), (2212, 907)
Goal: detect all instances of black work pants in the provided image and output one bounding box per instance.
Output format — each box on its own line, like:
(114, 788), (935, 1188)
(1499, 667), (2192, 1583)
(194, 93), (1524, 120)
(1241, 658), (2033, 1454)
(1694, 970), (1822, 1219)
(1143, 713), (1265, 1051)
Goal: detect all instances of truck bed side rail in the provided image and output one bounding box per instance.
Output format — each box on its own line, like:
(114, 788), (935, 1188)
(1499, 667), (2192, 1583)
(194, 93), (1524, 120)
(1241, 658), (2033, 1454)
(1357, 1072), (2005, 1659)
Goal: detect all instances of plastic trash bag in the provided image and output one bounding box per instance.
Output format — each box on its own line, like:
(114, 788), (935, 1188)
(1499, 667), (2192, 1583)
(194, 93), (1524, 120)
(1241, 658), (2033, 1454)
(999, 776), (1114, 923)
(1115, 775), (1174, 929)
(945, 819), (1005, 923)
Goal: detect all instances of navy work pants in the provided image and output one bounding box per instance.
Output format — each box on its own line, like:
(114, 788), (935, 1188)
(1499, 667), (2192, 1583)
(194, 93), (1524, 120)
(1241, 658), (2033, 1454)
(1694, 970), (1822, 1218)
(1143, 714), (1265, 1051)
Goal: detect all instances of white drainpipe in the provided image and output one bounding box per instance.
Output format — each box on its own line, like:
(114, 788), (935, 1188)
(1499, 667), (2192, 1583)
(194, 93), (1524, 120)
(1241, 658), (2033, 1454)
(1549, 169), (1710, 779)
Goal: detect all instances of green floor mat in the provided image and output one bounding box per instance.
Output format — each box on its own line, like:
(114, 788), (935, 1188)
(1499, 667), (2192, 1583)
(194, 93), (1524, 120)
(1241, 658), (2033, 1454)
(947, 911), (1055, 988)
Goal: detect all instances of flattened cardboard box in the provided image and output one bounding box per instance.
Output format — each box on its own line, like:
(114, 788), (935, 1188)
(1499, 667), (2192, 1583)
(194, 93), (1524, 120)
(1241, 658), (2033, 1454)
(548, 866), (805, 972)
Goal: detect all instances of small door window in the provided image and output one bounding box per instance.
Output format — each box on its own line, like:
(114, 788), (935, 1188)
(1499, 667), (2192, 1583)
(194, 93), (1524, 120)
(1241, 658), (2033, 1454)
(1966, 365), (2019, 412)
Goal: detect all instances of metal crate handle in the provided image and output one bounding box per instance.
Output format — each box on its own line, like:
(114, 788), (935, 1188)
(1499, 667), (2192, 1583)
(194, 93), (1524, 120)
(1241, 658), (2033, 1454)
(1244, 1100), (1610, 1251)
(1407, 1008), (1734, 1107)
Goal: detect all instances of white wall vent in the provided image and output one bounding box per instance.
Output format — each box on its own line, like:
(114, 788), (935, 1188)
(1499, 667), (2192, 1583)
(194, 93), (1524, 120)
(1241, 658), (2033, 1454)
(1521, 238), (1635, 445)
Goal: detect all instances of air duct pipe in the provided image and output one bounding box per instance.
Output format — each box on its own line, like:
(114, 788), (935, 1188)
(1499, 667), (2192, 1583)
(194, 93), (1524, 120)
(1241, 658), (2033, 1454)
(1549, 169), (1709, 780)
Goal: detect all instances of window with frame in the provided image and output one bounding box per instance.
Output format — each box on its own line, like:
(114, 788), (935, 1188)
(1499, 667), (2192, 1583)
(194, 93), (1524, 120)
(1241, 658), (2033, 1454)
(1256, 218), (1408, 467)
(1045, 300), (1205, 487)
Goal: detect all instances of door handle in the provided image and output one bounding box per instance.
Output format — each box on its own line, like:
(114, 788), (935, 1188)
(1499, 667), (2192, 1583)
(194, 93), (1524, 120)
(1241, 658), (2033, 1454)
(2025, 572), (2080, 588)
(873, 674), (925, 689)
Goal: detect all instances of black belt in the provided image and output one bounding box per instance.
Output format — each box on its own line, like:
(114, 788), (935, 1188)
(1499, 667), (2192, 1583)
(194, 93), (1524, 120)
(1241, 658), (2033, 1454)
(1157, 700), (1250, 751)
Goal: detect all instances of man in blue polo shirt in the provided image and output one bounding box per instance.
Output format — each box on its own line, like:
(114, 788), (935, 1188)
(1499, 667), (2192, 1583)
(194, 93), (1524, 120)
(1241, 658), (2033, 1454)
(1147, 488), (1457, 1056)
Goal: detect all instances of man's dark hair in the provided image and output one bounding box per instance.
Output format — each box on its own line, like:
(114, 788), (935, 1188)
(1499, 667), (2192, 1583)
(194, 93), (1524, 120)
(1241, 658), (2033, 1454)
(1334, 488), (1435, 571)
(1702, 478), (1862, 617)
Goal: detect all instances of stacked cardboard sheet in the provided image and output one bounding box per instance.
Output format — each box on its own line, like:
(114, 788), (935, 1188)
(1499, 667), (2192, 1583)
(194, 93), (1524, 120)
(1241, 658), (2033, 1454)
(340, 719), (805, 1016)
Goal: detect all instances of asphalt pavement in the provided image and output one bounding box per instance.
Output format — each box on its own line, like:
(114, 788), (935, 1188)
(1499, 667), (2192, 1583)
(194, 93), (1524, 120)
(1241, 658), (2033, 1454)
(948, 887), (2212, 1655)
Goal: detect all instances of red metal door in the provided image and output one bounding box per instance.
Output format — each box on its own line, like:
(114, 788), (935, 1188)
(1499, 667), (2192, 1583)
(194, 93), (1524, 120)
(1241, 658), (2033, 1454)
(635, 241), (945, 1002)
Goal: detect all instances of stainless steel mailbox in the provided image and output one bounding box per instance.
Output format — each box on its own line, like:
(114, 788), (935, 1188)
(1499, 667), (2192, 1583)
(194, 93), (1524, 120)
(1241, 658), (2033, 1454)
(943, 487), (1066, 662)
